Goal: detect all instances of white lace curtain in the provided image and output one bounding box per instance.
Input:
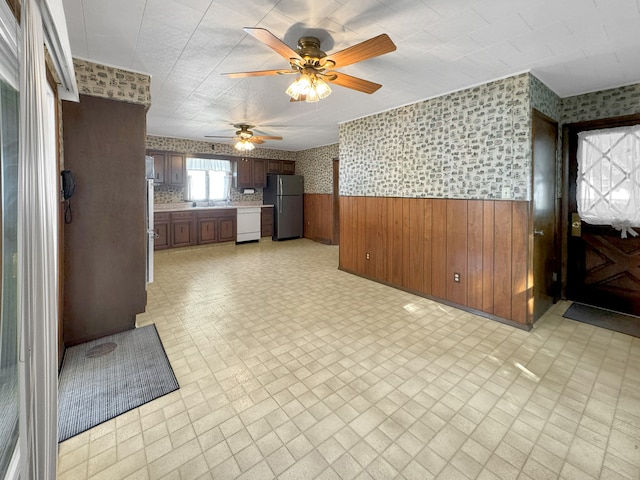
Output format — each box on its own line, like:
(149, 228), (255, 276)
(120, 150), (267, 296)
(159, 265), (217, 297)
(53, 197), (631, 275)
(577, 125), (640, 238)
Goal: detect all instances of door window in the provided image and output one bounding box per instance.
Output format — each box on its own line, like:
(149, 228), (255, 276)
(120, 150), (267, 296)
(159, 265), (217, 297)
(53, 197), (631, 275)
(577, 125), (640, 237)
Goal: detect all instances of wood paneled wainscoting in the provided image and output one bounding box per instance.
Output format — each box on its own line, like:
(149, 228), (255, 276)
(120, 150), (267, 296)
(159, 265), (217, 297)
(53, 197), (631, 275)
(339, 197), (533, 328)
(304, 193), (335, 244)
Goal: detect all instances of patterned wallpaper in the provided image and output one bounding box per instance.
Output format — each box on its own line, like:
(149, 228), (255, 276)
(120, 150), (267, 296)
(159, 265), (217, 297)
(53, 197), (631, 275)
(73, 59), (151, 108)
(530, 74), (562, 121)
(339, 73), (532, 200)
(295, 144), (339, 194)
(561, 83), (640, 124)
(147, 135), (297, 203)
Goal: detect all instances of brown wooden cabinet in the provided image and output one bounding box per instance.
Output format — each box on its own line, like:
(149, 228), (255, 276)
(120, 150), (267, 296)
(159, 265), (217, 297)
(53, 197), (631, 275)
(146, 150), (185, 187)
(234, 157), (266, 188)
(149, 151), (166, 184)
(282, 160), (295, 174)
(170, 211), (194, 247)
(168, 153), (185, 186)
(154, 212), (170, 249)
(198, 219), (217, 244)
(196, 209), (236, 244)
(266, 159), (295, 175)
(266, 160), (281, 174)
(219, 216), (236, 242)
(156, 208), (237, 249)
(261, 207), (273, 237)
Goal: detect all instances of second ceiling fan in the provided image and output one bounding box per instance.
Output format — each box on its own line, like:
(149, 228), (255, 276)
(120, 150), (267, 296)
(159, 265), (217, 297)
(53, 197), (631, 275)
(222, 28), (397, 102)
(205, 124), (282, 151)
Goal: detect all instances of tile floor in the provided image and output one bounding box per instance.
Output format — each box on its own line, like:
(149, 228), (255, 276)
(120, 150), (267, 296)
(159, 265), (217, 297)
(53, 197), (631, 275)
(57, 239), (640, 479)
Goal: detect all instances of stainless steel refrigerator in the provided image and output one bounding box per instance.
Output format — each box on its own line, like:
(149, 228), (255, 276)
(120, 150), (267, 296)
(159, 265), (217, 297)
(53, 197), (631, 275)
(263, 174), (304, 240)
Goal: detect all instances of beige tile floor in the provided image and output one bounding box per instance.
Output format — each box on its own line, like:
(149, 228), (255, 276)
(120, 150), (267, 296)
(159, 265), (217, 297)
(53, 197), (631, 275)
(57, 239), (640, 480)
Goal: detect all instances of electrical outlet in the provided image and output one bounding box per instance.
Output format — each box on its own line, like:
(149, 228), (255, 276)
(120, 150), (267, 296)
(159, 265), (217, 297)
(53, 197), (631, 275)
(453, 272), (460, 283)
(366, 253), (370, 260)
(502, 186), (511, 198)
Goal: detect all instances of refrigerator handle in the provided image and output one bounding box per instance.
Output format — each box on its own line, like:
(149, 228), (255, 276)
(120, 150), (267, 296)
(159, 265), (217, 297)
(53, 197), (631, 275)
(279, 176), (283, 196)
(278, 196), (282, 214)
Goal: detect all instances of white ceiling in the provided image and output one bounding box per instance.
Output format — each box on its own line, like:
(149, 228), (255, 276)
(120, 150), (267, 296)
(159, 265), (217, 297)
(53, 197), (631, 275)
(62, 0), (640, 151)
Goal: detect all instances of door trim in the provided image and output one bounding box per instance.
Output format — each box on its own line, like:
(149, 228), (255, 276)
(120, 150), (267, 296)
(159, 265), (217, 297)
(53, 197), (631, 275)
(560, 112), (640, 299)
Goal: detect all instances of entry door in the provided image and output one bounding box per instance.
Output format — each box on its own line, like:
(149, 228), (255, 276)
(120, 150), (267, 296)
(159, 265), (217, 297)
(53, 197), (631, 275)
(566, 117), (640, 316)
(532, 110), (558, 321)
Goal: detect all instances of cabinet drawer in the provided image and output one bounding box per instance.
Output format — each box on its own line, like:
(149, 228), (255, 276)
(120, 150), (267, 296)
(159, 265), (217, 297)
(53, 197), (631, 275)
(155, 212), (170, 222)
(197, 208), (236, 219)
(170, 211), (194, 221)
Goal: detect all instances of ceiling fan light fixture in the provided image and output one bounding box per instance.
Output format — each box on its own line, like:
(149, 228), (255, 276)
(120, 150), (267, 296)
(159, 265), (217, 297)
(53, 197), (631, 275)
(286, 73), (331, 102)
(235, 140), (255, 151)
(314, 76), (332, 100)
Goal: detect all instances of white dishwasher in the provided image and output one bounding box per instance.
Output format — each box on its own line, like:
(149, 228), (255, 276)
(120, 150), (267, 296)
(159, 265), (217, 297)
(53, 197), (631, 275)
(236, 207), (261, 243)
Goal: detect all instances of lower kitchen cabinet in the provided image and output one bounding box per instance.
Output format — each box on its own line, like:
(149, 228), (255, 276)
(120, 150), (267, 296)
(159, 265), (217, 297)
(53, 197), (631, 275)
(156, 208), (238, 249)
(154, 212), (170, 250)
(198, 219), (217, 244)
(170, 212), (194, 247)
(219, 217), (236, 242)
(261, 207), (273, 237)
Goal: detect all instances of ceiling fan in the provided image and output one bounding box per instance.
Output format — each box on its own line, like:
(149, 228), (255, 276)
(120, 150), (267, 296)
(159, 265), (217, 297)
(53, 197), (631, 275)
(205, 124), (282, 151)
(222, 28), (397, 102)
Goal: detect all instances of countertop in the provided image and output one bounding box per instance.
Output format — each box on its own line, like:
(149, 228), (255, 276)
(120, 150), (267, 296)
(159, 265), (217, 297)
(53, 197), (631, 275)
(155, 202), (273, 212)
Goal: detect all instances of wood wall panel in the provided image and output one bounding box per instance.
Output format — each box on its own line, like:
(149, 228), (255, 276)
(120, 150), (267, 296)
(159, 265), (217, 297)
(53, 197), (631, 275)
(493, 201), (513, 320)
(390, 198), (404, 286)
(339, 197), (353, 271)
(446, 200), (468, 305)
(402, 199), (411, 289)
(356, 197), (367, 274)
(409, 199), (425, 292)
(422, 200), (433, 295)
(467, 200), (484, 310)
(304, 194), (333, 244)
(431, 199), (447, 299)
(482, 202), (495, 314)
(511, 201), (530, 324)
(339, 196), (532, 327)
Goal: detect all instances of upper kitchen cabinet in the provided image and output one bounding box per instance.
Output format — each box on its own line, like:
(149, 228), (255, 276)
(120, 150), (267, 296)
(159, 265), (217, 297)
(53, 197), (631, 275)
(149, 151), (166, 184)
(168, 153), (185, 186)
(266, 159), (295, 175)
(282, 160), (295, 174)
(233, 157), (266, 189)
(146, 150), (185, 187)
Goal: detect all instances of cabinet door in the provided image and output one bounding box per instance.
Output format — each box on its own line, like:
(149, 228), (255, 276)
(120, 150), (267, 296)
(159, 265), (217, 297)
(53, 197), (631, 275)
(281, 160), (295, 175)
(267, 160), (281, 174)
(172, 221), (192, 246)
(198, 219), (218, 244)
(235, 158), (252, 188)
(150, 152), (166, 184)
(154, 221), (169, 249)
(253, 159), (266, 187)
(168, 154), (185, 186)
(219, 217), (236, 242)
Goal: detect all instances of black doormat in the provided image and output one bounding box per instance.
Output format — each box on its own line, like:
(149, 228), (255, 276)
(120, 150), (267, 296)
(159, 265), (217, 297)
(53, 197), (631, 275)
(563, 303), (640, 338)
(58, 325), (179, 442)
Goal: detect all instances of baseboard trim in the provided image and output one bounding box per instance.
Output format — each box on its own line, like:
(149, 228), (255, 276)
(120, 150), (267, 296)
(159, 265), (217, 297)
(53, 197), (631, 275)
(338, 266), (532, 332)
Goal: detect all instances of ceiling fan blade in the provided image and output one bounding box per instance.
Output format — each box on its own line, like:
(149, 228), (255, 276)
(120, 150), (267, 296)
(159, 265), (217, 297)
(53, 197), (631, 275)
(253, 135), (283, 141)
(248, 138), (265, 144)
(324, 34), (396, 68)
(243, 27), (303, 62)
(221, 69), (295, 78)
(328, 72), (382, 94)
(204, 135), (234, 139)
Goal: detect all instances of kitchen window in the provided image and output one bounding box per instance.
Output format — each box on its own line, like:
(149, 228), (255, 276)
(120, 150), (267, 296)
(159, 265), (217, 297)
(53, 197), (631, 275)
(186, 158), (232, 202)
